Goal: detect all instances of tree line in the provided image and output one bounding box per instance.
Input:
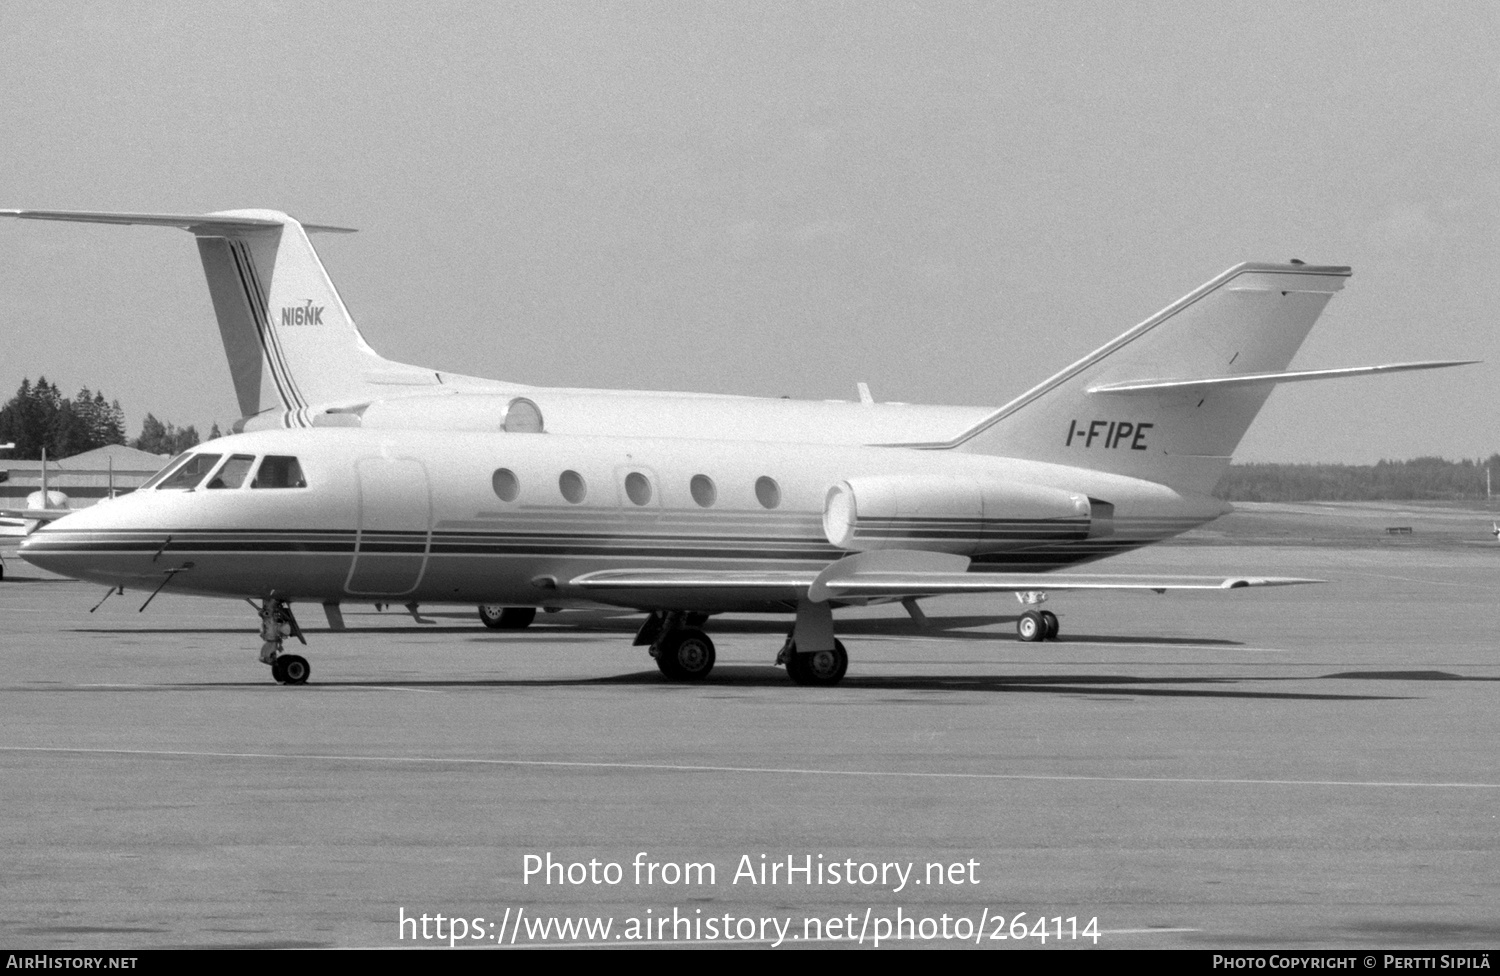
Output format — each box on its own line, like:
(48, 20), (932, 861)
(1215, 456), (1500, 502)
(2, 375), (1495, 499)
(0, 377), (210, 459)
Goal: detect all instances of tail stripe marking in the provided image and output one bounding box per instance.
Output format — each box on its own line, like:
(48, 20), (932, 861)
(232, 239), (305, 414)
(226, 240), (308, 425)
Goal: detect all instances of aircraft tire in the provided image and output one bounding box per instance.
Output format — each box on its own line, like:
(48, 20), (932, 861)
(786, 640), (848, 687)
(656, 629), (715, 681)
(279, 655), (311, 685)
(1041, 611), (1059, 640)
(478, 606), (537, 630)
(1017, 610), (1045, 642)
(270, 656), (288, 683)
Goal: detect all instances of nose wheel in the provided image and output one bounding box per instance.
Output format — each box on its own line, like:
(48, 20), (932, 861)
(271, 654), (311, 685)
(258, 595), (311, 685)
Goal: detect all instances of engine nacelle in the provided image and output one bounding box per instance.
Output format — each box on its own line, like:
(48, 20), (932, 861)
(822, 475), (1111, 555)
(320, 394), (546, 433)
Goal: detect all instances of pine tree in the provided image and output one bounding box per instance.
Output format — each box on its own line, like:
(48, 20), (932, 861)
(134, 414), (169, 454)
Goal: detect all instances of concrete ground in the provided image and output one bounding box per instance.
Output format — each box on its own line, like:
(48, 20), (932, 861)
(1, 519), (1497, 949)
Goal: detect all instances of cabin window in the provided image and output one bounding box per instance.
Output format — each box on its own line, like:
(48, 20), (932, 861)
(690, 474), (717, 508)
(559, 469), (587, 504)
(156, 453), (223, 491)
(206, 455), (256, 489)
(252, 456), (307, 489)
(624, 472), (652, 506)
(492, 468), (521, 502)
(141, 452), (192, 490)
(755, 476), (781, 510)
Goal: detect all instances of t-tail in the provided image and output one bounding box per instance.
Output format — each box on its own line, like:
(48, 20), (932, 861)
(0, 209), (496, 429)
(925, 262), (1473, 497)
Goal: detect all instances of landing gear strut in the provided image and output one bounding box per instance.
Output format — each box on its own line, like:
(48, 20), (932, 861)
(258, 595), (310, 685)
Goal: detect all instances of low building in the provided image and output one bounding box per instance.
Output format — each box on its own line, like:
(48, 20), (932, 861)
(0, 444), (170, 509)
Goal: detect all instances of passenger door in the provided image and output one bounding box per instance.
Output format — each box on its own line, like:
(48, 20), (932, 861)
(345, 457), (432, 597)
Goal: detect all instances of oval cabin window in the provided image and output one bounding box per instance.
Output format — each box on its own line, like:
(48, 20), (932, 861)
(689, 474), (717, 508)
(559, 470), (587, 504)
(624, 472), (652, 506)
(492, 468), (520, 502)
(755, 476), (781, 510)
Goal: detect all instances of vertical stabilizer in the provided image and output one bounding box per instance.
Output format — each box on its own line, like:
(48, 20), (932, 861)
(0, 208), (448, 428)
(190, 209), (419, 424)
(943, 263), (1351, 495)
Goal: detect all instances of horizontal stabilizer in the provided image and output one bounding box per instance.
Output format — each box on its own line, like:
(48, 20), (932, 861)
(0, 507), (74, 526)
(1088, 360), (1478, 395)
(0, 209), (356, 234)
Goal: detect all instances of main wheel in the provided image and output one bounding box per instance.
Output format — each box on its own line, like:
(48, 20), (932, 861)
(656, 628), (716, 681)
(1017, 610), (1045, 642)
(270, 656), (288, 683)
(478, 605), (537, 629)
(1041, 610), (1059, 640)
(786, 640), (848, 687)
(279, 654), (310, 685)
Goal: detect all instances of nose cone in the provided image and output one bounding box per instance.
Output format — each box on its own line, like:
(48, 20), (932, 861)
(19, 500), (160, 586)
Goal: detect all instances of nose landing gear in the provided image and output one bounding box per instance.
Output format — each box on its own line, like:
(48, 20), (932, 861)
(258, 595), (310, 685)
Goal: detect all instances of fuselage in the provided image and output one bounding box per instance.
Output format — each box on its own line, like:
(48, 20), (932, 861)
(21, 429), (1226, 612)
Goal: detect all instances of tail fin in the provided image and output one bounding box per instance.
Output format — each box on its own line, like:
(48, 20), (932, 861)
(1, 209), (456, 427)
(934, 262), (1469, 495)
(944, 262), (1350, 495)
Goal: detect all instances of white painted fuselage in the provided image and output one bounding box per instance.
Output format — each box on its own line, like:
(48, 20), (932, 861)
(21, 428), (1225, 612)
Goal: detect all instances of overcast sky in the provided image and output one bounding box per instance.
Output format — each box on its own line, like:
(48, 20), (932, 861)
(1, 1), (1496, 463)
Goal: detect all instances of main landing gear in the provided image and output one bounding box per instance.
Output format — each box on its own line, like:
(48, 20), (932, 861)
(258, 595), (310, 685)
(1016, 609), (1060, 642)
(478, 605), (537, 630)
(776, 637), (849, 687)
(639, 604), (853, 687)
(1015, 591), (1060, 642)
(637, 611), (717, 681)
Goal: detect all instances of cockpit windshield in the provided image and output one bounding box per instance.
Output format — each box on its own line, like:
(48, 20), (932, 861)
(251, 456), (307, 489)
(139, 452), (191, 491)
(155, 453), (224, 491)
(206, 455), (256, 490)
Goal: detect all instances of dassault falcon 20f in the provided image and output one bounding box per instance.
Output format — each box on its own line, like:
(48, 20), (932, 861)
(16, 258), (1472, 685)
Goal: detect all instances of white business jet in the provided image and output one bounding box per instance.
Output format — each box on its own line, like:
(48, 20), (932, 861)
(17, 262), (1472, 685)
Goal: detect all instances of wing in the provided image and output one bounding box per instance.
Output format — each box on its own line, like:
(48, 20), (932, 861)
(811, 572), (1319, 599)
(569, 549), (1321, 606)
(0, 507), (75, 523)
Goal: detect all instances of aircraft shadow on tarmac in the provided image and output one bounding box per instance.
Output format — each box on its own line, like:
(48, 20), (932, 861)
(70, 617), (1247, 648)
(132, 667), (1410, 701)
(1321, 670), (1500, 682)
